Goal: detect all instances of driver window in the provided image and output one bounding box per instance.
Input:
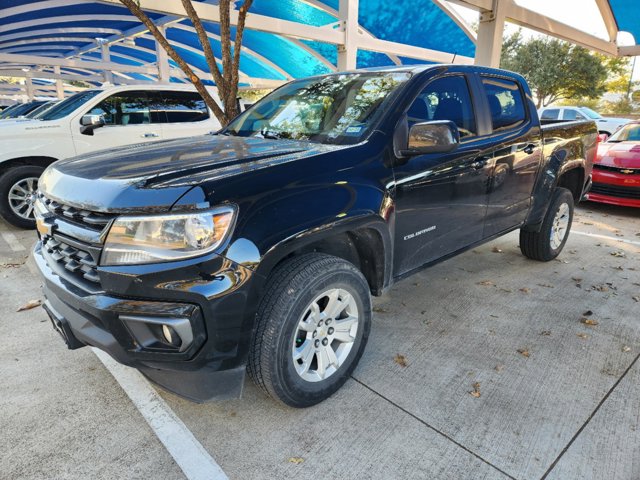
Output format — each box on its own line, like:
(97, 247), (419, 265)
(407, 75), (477, 138)
(86, 91), (150, 126)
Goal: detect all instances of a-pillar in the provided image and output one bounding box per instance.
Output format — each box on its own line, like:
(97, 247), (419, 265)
(337, 0), (358, 71)
(474, 0), (507, 68)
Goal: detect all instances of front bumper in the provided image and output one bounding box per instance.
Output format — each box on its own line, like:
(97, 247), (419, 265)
(589, 170), (640, 208)
(34, 242), (257, 402)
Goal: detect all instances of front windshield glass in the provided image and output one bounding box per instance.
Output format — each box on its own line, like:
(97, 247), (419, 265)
(224, 72), (412, 145)
(39, 90), (102, 121)
(580, 107), (602, 119)
(0, 104), (21, 119)
(607, 123), (640, 142)
(26, 101), (56, 119)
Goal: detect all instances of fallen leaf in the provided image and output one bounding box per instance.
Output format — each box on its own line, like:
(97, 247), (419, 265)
(583, 310), (593, 316)
(519, 287), (531, 294)
(288, 457), (305, 465)
(373, 306), (388, 313)
(537, 283), (554, 289)
(540, 330), (551, 336)
(633, 296), (639, 303)
(581, 317), (599, 326)
(494, 364), (505, 372)
(469, 382), (481, 398)
(17, 299), (41, 312)
(491, 247), (503, 253)
(394, 354), (408, 367)
(478, 280), (496, 287)
(572, 277), (583, 283)
(591, 285), (609, 292)
(622, 346), (631, 353)
(577, 333), (589, 339)
(517, 348), (530, 358)
(611, 251), (626, 258)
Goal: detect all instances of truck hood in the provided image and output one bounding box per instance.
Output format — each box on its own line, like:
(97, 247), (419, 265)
(39, 134), (341, 213)
(596, 141), (640, 168)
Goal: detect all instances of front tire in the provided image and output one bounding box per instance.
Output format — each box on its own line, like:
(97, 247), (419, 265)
(0, 165), (44, 229)
(248, 253), (371, 408)
(520, 187), (574, 261)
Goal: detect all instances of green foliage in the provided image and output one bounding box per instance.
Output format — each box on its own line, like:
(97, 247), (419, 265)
(600, 98), (634, 115)
(501, 34), (607, 108)
(557, 97), (600, 110)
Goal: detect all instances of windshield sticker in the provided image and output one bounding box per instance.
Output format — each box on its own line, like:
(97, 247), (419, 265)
(345, 126), (362, 134)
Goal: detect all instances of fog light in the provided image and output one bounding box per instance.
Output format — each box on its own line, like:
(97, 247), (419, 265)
(162, 324), (181, 348)
(121, 315), (194, 352)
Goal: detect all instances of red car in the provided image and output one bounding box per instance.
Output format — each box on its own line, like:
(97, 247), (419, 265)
(590, 121), (640, 208)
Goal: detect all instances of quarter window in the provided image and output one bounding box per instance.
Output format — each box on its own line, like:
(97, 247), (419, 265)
(481, 77), (527, 132)
(562, 109), (586, 121)
(407, 75), (477, 138)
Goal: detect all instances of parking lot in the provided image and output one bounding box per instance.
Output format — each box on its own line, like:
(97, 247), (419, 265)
(1, 201), (638, 480)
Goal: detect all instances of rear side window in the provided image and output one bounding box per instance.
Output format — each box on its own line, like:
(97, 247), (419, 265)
(562, 109), (586, 121)
(481, 77), (527, 132)
(87, 91), (150, 125)
(147, 91), (210, 123)
(407, 75), (477, 138)
(540, 108), (560, 121)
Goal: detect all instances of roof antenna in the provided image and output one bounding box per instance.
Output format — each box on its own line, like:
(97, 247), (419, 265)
(451, 52), (457, 64)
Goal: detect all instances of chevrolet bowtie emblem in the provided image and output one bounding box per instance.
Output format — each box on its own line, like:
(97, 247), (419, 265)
(36, 216), (54, 237)
(620, 169), (635, 174)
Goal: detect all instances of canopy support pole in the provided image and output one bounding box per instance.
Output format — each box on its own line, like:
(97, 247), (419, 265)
(474, 0), (507, 67)
(24, 72), (34, 100)
(156, 25), (171, 83)
(337, 0), (358, 70)
(54, 65), (64, 99)
(100, 43), (114, 84)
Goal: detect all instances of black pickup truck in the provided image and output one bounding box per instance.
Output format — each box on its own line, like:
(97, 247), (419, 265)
(33, 65), (596, 407)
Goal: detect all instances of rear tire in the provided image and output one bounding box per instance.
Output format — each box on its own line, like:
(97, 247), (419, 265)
(248, 253), (371, 408)
(520, 187), (574, 261)
(0, 165), (44, 229)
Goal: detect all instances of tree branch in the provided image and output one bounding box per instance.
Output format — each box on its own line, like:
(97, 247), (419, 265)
(119, 0), (228, 125)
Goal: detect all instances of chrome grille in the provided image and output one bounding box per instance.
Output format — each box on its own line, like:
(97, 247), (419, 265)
(43, 196), (114, 229)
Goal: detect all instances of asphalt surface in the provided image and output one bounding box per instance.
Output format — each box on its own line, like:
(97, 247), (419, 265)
(1, 201), (639, 480)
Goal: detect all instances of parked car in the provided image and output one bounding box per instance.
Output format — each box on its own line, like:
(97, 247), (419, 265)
(34, 65), (595, 407)
(0, 100), (47, 120)
(24, 100), (59, 119)
(538, 105), (630, 136)
(589, 121), (640, 207)
(0, 85), (221, 228)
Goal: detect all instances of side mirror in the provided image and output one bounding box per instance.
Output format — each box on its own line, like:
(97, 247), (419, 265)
(401, 120), (460, 156)
(80, 114), (105, 135)
(597, 133), (609, 143)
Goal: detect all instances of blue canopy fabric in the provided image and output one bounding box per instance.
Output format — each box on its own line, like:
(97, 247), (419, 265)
(0, 0), (476, 87)
(609, 0), (640, 45)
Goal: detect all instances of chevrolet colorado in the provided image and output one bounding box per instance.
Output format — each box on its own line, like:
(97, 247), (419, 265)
(33, 65), (596, 407)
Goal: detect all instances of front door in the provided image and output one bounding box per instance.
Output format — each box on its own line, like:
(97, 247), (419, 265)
(393, 74), (493, 276)
(71, 90), (163, 156)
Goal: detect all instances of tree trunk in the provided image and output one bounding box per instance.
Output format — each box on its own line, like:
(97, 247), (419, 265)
(120, 0), (254, 126)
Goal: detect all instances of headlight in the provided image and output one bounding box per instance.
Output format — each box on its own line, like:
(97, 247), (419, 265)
(101, 206), (235, 266)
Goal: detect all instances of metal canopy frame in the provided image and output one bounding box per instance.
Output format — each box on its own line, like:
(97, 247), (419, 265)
(0, 0), (638, 100)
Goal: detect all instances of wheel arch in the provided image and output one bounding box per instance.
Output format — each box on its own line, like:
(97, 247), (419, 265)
(0, 156), (59, 174)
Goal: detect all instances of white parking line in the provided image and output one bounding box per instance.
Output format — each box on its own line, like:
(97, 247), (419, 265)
(1, 232), (26, 252)
(92, 348), (228, 480)
(573, 230), (640, 247)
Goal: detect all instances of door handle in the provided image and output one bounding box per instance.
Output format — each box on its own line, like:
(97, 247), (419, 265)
(142, 132), (159, 138)
(523, 143), (536, 155)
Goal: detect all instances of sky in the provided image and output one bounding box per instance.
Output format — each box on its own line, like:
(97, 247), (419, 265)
(451, 0), (639, 80)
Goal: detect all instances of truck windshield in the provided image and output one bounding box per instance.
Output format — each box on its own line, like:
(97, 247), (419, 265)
(607, 123), (640, 142)
(223, 72), (412, 145)
(579, 107), (602, 120)
(39, 90), (102, 121)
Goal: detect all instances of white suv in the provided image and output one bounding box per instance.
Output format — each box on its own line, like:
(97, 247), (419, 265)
(0, 84), (221, 228)
(538, 106), (630, 136)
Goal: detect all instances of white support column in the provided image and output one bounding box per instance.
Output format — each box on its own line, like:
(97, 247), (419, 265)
(474, 0), (507, 67)
(25, 71), (34, 100)
(337, 0), (358, 71)
(101, 43), (114, 84)
(54, 65), (64, 99)
(156, 25), (171, 83)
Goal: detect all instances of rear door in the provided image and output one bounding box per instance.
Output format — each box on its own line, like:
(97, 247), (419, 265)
(71, 90), (162, 155)
(478, 75), (542, 236)
(149, 90), (221, 140)
(392, 73), (494, 276)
